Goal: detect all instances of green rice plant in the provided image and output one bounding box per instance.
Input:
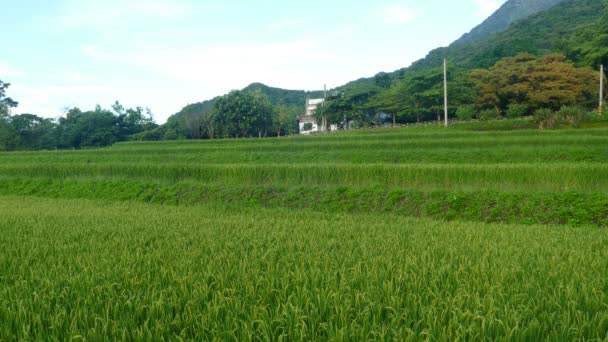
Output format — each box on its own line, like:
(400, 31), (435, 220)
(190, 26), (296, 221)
(0, 197), (606, 340)
(0, 179), (605, 226)
(1, 123), (608, 339)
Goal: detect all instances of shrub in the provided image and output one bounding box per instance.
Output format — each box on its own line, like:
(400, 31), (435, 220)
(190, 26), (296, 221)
(558, 106), (587, 128)
(479, 109), (499, 121)
(587, 111), (608, 123)
(534, 109), (558, 129)
(506, 104), (529, 119)
(456, 105), (476, 120)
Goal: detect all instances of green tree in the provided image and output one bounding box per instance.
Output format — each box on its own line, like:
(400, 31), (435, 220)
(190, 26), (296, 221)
(0, 80), (18, 118)
(368, 67), (474, 124)
(10, 114), (58, 150)
(272, 105), (292, 137)
(111, 101), (157, 136)
(319, 83), (382, 127)
(471, 53), (598, 113)
(57, 107), (120, 149)
(0, 80), (19, 150)
(213, 90), (273, 138)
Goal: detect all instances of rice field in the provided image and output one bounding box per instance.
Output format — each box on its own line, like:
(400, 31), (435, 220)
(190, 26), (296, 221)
(1, 123), (607, 339)
(1, 197), (607, 340)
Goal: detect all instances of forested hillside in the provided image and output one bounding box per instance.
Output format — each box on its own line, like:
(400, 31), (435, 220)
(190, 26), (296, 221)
(454, 0), (566, 45)
(414, 0), (607, 70)
(312, 0), (607, 128)
(163, 0), (606, 140)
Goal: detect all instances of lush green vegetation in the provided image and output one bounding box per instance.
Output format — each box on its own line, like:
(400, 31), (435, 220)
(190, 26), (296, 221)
(2, 0), (606, 337)
(151, 83), (323, 141)
(312, 0), (607, 129)
(415, 0), (607, 71)
(1, 121), (607, 339)
(1, 123), (607, 226)
(1, 197), (607, 340)
(124, 1), (604, 141)
(453, 0), (566, 45)
(3, 1), (606, 146)
(0, 87), (156, 151)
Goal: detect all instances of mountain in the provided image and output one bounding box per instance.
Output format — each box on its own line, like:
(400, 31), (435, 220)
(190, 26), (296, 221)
(242, 83), (324, 107)
(454, 0), (567, 45)
(337, 0), (577, 92)
(165, 0), (607, 128)
(412, 0), (606, 70)
(164, 83), (325, 137)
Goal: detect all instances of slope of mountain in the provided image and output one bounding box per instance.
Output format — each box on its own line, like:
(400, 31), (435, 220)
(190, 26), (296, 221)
(165, 83), (324, 135)
(454, 0), (566, 45)
(337, 0), (576, 92)
(165, 0), (607, 127)
(242, 83), (324, 107)
(413, 0), (606, 70)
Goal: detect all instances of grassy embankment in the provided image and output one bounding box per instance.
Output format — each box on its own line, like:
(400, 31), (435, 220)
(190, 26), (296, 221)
(0, 123), (606, 226)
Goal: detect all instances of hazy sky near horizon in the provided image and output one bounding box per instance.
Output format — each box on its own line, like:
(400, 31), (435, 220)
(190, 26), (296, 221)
(0, 0), (506, 123)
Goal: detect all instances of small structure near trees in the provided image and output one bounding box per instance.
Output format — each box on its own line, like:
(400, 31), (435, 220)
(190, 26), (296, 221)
(297, 98), (324, 135)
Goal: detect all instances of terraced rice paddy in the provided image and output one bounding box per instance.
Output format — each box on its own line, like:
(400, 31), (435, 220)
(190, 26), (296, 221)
(1, 123), (607, 339)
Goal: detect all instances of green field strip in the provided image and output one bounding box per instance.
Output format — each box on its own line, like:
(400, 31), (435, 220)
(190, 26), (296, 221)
(0, 197), (606, 340)
(0, 178), (605, 226)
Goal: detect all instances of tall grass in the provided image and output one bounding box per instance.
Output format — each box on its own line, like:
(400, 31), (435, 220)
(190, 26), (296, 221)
(1, 124), (607, 339)
(0, 197), (606, 340)
(0, 162), (605, 191)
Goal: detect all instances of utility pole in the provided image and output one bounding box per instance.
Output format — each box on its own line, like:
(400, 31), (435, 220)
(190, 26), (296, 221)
(323, 84), (327, 131)
(600, 64), (604, 115)
(444, 58), (448, 127)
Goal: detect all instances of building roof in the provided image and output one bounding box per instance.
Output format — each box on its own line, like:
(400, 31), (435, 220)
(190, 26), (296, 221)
(297, 115), (317, 123)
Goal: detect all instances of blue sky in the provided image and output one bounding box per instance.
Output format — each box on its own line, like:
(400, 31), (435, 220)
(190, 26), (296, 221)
(0, 0), (506, 123)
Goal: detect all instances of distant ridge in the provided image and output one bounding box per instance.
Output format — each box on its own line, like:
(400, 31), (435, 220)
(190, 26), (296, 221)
(166, 0), (606, 125)
(454, 0), (567, 45)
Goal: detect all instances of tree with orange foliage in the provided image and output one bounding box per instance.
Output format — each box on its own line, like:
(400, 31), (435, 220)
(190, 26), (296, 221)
(471, 53), (598, 114)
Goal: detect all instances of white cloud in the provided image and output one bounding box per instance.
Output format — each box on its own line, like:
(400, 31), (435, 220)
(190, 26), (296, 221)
(381, 5), (419, 24)
(267, 18), (307, 31)
(474, 0), (505, 18)
(56, 0), (190, 30)
(81, 38), (326, 88)
(11, 83), (110, 116)
(76, 30), (367, 122)
(0, 62), (26, 79)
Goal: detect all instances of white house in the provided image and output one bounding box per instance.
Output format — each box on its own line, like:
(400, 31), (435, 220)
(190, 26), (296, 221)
(297, 98), (325, 134)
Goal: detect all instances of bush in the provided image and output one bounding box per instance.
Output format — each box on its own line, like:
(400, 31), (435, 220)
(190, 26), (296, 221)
(558, 106), (587, 128)
(587, 111), (608, 122)
(163, 129), (179, 140)
(506, 104), (529, 119)
(533, 109), (558, 129)
(479, 109), (499, 121)
(456, 105), (476, 120)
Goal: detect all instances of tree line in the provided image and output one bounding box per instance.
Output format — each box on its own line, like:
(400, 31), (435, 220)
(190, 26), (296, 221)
(1, 52), (605, 151)
(1, 82), (156, 151)
(132, 90), (297, 141)
(314, 53), (604, 129)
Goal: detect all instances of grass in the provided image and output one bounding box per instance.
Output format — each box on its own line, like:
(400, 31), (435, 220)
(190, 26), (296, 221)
(1, 197), (607, 340)
(1, 122), (607, 339)
(0, 123), (606, 225)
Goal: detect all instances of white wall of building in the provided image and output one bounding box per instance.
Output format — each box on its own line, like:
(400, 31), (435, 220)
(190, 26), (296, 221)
(298, 121), (319, 135)
(306, 98), (325, 116)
